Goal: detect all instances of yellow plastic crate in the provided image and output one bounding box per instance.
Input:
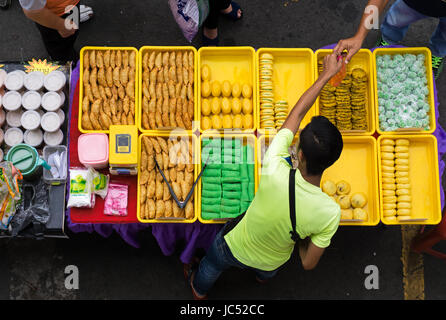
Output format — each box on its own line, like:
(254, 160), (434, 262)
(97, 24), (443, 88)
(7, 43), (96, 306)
(373, 47), (436, 135)
(138, 46), (198, 133)
(315, 49), (376, 136)
(137, 132), (198, 223)
(198, 47), (257, 133)
(78, 46), (139, 134)
(197, 133), (258, 224)
(257, 134), (379, 226)
(256, 48), (315, 134)
(377, 135), (441, 225)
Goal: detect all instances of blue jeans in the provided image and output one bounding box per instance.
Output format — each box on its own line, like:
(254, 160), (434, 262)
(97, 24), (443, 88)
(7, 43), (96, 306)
(193, 226), (279, 295)
(381, 0), (446, 57)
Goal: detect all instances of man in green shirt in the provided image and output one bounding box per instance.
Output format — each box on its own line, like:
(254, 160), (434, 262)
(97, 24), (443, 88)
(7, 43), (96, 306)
(186, 52), (344, 300)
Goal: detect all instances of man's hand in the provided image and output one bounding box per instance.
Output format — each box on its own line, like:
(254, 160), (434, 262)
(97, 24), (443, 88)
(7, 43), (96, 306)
(320, 52), (344, 81)
(333, 36), (363, 64)
(57, 25), (76, 38)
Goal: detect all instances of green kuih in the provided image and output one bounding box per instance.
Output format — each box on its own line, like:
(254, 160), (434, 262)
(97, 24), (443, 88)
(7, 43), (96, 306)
(248, 182), (255, 201)
(202, 197), (220, 205)
(222, 155), (241, 164)
(240, 201), (251, 213)
(202, 183), (222, 192)
(202, 189), (221, 198)
(203, 168), (221, 177)
(221, 198), (240, 207)
(202, 176), (221, 184)
(222, 183), (241, 192)
(221, 204), (241, 215)
(201, 203), (221, 213)
(221, 176), (241, 183)
(222, 164), (240, 171)
(240, 181), (250, 202)
(222, 190), (241, 199)
(205, 163), (222, 170)
(202, 212), (220, 220)
(240, 161), (249, 182)
(221, 170), (239, 178)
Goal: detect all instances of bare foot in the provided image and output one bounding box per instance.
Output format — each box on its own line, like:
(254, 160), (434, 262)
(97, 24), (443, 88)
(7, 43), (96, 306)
(221, 4), (242, 18)
(204, 27), (218, 40)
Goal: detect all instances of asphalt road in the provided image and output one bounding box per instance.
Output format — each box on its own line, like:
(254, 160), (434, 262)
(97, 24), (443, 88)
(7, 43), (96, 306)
(0, 0), (445, 300)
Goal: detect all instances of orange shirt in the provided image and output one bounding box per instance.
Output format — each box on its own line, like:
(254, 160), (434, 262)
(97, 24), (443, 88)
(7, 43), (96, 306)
(46, 0), (80, 16)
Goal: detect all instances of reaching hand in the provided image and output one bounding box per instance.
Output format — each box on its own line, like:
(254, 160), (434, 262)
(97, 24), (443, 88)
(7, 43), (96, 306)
(333, 36), (363, 63)
(320, 53), (344, 80)
(57, 25), (77, 38)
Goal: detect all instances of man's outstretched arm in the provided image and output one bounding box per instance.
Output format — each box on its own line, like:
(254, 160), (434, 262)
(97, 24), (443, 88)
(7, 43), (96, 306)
(281, 52), (343, 136)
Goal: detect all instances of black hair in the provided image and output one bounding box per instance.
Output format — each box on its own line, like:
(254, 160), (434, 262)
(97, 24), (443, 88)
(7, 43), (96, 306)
(298, 116), (343, 176)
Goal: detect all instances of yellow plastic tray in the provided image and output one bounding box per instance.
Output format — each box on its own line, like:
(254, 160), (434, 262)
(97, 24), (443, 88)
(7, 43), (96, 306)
(377, 135), (441, 225)
(197, 132), (258, 224)
(137, 132), (198, 223)
(256, 48), (315, 134)
(138, 46), (198, 133)
(78, 46), (139, 134)
(373, 47), (436, 135)
(198, 47), (257, 133)
(315, 49), (376, 136)
(257, 134), (379, 226)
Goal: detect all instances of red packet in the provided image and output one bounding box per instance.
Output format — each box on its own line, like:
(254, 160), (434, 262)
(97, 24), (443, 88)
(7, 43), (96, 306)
(328, 55), (347, 87)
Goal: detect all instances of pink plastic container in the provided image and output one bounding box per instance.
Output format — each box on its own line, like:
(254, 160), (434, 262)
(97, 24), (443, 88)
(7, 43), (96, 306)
(78, 133), (109, 169)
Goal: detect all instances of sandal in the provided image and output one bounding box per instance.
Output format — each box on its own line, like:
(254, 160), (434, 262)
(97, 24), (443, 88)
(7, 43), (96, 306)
(202, 33), (219, 47)
(221, 1), (243, 21)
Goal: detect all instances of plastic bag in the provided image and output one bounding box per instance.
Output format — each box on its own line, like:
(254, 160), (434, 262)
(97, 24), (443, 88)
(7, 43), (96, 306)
(104, 183), (128, 216)
(0, 162), (23, 231)
(168, 0), (210, 42)
(89, 168), (109, 199)
(67, 167), (94, 208)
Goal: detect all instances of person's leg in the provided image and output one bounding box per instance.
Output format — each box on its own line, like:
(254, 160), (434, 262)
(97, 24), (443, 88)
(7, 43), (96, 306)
(34, 5), (80, 62)
(254, 268), (279, 284)
(379, 0), (427, 45)
(429, 18), (446, 79)
(191, 228), (243, 297)
(203, 0), (219, 41)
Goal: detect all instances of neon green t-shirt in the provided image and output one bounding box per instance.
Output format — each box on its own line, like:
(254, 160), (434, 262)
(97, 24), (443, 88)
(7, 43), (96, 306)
(224, 128), (341, 271)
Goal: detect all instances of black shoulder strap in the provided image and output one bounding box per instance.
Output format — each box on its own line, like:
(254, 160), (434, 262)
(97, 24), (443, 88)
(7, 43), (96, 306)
(289, 169), (300, 242)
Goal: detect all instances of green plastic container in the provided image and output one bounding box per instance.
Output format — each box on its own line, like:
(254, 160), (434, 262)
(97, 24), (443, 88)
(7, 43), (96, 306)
(6, 143), (51, 179)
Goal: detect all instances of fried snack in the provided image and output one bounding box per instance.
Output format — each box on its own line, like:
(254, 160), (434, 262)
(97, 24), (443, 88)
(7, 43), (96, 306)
(110, 50), (116, 68)
(96, 51), (104, 68)
(116, 50), (122, 68)
(83, 67), (90, 85)
(176, 52), (182, 68)
(183, 52), (188, 68)
(353, 208), (367, 220)
(149, 51), (156, 70)
(84, 51), (90, 68)
(155, 179), (164, 200)
(172, 181), (182, 200)
(82, 112), (94, 130)
(163, 182), (171, 201)
(149, 112), (156, 129)
(122, 51), (129, 67)
(155, 200), (165, 218)
(185, 201), (194, 219)
(140, 185), (147, 204)
(147, 199), (156, 219)
(155, 52), (162, 69)
(113, 67), (120, 87)
(322, 180), (336, 196)
(151, 137), (162, 154)
(146, 180), (156, 199)
(341, 209), (353, 220)
(336, 180), (351, 195)
(337, 195), (351, 209)
(104, 50), (111, 68)
(120, 66), (129, 86)
(99, 113), (112, 129)
(126, 81), (135, 100)
(351, 193), (367, 208)
(155, 111), (163, 128)
(140, 170), (150, 185)
(89, 50), (96, 69)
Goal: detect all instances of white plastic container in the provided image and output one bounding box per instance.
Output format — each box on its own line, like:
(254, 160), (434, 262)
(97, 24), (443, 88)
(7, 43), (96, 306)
(5, 71), (24, 91)
(41, 111), (60, 132)
(58, 90), (65, 106)
(4, 127), (23, 147)
(21, 110), (41, 130)
(21, 90), (42, 110)
(24, 128), (44, 147)
(24, 71), (45, 91)
(6, 109), (23, 127)
(44, 71), (66, 91)
(41, 91), (62, 111)
(2, 91), (22, 111)
(57, 108), (65, 125)
(44, 129), (63, 146)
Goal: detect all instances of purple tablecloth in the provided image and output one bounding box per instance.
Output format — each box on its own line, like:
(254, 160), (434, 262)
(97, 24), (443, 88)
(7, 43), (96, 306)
(65, 45), (446, 263)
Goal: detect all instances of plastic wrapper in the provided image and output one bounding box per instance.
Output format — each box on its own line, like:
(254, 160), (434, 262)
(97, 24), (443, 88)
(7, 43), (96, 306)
(0, 162), (23, 231)
(104, 183), (128, 216)
(88, 168), (109, 199)
(67, 167), (94, 208)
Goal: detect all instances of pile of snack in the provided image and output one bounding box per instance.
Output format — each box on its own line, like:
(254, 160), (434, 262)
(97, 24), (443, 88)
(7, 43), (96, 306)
(322, 180), (368, 221)
(141, 50), (194, 130)
(0, 68), (66, 157)
(376, 53), (430, 131)
(81, 49), (136, 130)
(201, 137), (255, 220)
(318, 59), (368, 131)
(139, 136), (194, 220)
(380, 138), (412, 222)
(200, 65), (253, 130)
